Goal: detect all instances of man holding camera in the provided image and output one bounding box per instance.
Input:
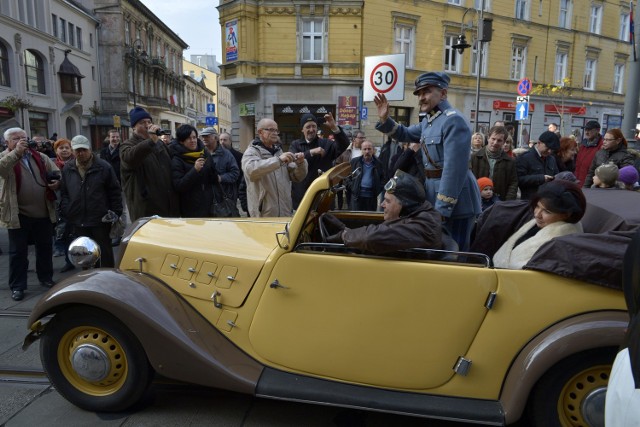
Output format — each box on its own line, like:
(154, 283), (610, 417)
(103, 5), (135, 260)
(0, 127), (60, 301)
(120, 106), (179, 221)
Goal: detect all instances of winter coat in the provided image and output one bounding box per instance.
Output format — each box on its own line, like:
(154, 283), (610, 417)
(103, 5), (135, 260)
(470, 147), (518, 200)
(60, 157), (123, 227)
(120, 133), (180, 221)
(290, 130), (349, 208)
(349, 156), (384, 204)
(242, 138), (308, 217)
(583, 145), (636, 187)
(378, 139), (403, 181)
(376, 99), (481, 220)
(516, 147), (559, 200)
(342, 201), (442, 254)
(210, 145), (240, 201)
(169, 140), (217, 218)
(99, 144), (121, 183)
(493, 219), (583, 269)
(0, 148), (59, 228)
(575, 135), (603, 186)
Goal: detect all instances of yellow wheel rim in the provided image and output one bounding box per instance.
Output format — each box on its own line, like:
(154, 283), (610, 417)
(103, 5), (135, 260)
(557, 363), (610, 427)
(57, 326), (128, 396)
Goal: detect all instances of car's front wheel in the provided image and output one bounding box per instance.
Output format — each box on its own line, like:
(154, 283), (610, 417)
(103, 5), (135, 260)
(526, 347), (616, 427)
(40, 307), (153, 412)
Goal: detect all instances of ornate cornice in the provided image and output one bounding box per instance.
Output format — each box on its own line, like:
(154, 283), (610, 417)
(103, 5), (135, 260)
(264, 7), (295, 15)
(330, 7), (361, 16)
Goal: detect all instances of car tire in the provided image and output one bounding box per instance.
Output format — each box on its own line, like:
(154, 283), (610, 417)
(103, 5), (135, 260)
(40, 307), (153, 412)
(526, 347), (616, 427)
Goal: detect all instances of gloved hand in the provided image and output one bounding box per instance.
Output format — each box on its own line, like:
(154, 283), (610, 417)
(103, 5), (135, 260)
(326, 230), (344, 244)
(321, 213), (346, 234)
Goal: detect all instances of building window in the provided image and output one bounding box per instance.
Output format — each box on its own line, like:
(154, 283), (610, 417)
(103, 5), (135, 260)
(559, 0), (572, 29)
(444, 35), (461, 73)
(515, 0), (529, 20)
(24, 49), (45, 94)
(394, 24), (415, 68)
(68, 23), (75, 46)
(125, 21), (131, 46)
(583, 59), (596, 90)
(59, 18), (66, 43)
(60, 73), (81, 95)
(554, 52), (568, 84)
(448, 0), (461, 4)
(389, 106), (411, 126)
(613, 63), (625, 93)
(301, 17), (324, 62)
(0, 43), (10, 87)
(620, 13), (630, 41)
(76, 27), (82, 49)
(471, 39), (488, 76)
(475, 0), (491, 11)
(51, 14), (58, 38)
(91, 66), (95, 80)
(510, 44), (526, 79)
(590, 5), (602, 34)
(89, 32), (93, 48)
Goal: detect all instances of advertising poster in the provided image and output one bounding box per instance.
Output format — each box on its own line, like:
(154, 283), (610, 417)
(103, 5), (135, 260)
(226, 20), (238, 62)
(338, 96), (358, 126)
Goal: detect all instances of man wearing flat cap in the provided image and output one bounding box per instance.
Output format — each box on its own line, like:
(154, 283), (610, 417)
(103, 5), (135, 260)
(120, 106), (179, 221)
(373, 71), (480, 251)
(574, 120), (603, 186)
(290, 112), (349, 209)
(516, 130), (560, 199)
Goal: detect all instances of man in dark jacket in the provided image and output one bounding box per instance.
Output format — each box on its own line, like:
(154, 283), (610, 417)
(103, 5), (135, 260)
(201, 128), (240, 205)
(99, 129), (121, 183)
(575, 120), (603, 186)
(516, 131), (560, 199)
(322, 170), (442, 254)
(471, 125), (518, 200)
(378, 136), (402, 182)
(120, 107), (179, 221)
(290, 112), (349, 208)
(220, 131), (247, 215)
(349, 140), (385, 211)
(60, 135), (123, 268)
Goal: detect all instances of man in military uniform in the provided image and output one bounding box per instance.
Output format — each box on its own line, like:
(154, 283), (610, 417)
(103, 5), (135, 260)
(373, 71), (480, 250)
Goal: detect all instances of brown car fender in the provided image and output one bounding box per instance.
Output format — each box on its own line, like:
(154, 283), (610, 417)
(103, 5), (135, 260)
(27, 269), (263, 395)
(500, 310), (628, 424)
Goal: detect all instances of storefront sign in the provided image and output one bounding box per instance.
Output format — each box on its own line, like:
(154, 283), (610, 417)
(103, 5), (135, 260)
(337, 96), (358, 126)
(239, 103), (255, 117)
(275, 105), (334, 115)
(544, 104), (586, 115)
(493, 100), (535, 112)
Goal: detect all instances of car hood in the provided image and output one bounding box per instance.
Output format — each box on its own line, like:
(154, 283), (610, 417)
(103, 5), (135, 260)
(119, 217), (289, 307)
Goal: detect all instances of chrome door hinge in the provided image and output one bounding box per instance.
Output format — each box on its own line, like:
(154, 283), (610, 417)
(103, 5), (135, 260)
(453, 356), (472, 376)
(485, 291), (497, 310)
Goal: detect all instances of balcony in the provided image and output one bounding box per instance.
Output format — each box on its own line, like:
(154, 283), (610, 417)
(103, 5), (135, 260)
(150, 57), (167, 70)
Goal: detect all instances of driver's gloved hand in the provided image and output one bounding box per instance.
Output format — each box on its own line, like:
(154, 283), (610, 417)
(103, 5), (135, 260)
(326, 230), (344, 244)
(322, 213), (346, 233)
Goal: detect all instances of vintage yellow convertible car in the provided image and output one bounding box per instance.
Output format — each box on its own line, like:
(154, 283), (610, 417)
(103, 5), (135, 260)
(25, 163), (631, 426)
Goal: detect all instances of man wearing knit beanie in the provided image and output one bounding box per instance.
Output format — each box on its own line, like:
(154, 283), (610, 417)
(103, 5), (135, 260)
(120, 107), (179, 220)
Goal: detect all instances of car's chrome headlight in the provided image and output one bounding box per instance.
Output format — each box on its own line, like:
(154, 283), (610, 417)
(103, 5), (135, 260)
(68, 236), (101, 268)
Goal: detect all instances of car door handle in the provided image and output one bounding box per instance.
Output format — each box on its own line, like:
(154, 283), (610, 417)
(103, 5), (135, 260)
(270, 279), (289, 290)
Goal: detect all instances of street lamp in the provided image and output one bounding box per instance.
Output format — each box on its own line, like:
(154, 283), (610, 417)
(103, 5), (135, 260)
(451, 2), (492, 132)
(129, 39), (148, 107)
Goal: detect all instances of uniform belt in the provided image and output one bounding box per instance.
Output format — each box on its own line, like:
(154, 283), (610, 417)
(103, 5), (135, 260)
(424, 169), (443, 179)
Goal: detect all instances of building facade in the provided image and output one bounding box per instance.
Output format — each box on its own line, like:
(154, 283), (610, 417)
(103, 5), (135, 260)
(183, 71), (215, 131)
(0, 0), (101, 142)
(218, 0), (633, 149)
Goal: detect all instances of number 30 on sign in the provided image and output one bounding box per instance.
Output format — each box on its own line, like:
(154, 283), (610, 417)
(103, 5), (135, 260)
(363, 54), (406, 102)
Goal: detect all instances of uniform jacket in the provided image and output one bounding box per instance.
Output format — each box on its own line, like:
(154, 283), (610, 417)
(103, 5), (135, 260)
(242, 138), (308, 218)
(376, 99), (481, 219)
(290, 129), (349, 208)
(583, 145), (636, 187)
(493, 219), (583, 269)
(60, 157), (123, 227)
(120, 133), (180, 221)
(99, 144), (121, 183)
(211, 145), (241, 201)
(516, 147), (559, 200)
(470, 147), (518, 200)
(169, 140), (218, 218)
(342, 201), (442, 254)
(0, 148), (59, 228)
(348, 156), (384, 203)
(575, 135), (603, 186)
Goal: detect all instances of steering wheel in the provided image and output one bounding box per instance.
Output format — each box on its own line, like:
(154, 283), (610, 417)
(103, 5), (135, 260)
(318, 213), (331, 243)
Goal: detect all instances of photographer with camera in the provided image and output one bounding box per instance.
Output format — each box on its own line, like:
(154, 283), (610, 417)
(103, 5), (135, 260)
(60, 135), (122, 268)
(120, 106), (179, 221)
(0, 127), (60, 301)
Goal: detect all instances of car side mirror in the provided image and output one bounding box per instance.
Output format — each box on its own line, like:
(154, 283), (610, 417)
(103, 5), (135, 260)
(276, 223), (290, 250)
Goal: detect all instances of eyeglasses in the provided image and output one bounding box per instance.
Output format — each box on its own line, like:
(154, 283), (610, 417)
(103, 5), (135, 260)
(354, 136), (365, 139)
(10, 136), (27, 142)
(261, 128), (279, 134)
(603, 138), (618, 142)
(384, 176), (398, 192)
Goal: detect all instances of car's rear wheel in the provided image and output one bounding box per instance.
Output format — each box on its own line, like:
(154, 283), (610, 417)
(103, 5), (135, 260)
(40, 307), (153, 412)
(526, 347), (616, 427)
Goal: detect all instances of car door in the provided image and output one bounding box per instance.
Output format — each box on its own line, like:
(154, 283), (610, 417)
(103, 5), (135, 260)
(249, 250), (498, 390)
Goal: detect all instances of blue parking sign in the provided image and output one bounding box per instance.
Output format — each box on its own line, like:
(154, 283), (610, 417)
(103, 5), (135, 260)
(361, 107), (368, 120)
(207, 103), (216, 114)
(206, 116), (217, 126)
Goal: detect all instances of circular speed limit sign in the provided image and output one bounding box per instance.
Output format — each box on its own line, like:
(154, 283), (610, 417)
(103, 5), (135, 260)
(370, 62), (398, 94)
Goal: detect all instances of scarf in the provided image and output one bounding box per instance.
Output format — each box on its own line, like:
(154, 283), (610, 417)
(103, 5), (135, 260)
(13, 148), (56, 201)
(181, 149), (205, 164)
(55, 154), (74, 170)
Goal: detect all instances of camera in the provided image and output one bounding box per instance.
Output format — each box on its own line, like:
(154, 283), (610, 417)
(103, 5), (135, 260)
(27, 139), (39, 149)
(46, 172), (61, 183)
(154, 129), (171, 136)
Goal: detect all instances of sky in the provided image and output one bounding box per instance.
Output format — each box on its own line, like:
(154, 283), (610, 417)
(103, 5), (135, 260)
(138, 0), (222, 62)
